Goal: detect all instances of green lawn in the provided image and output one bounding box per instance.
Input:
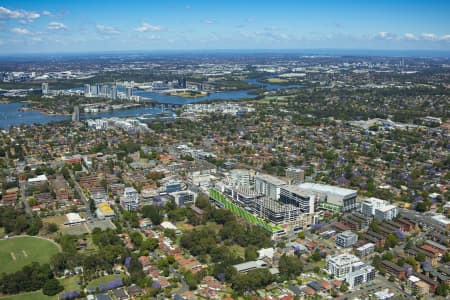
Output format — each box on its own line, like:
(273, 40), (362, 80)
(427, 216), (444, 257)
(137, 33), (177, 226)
(0, 236), (60, 274)
(60, 275), (81, 292)
(0, 291), (56, 300)
(87, 274), (122, 288)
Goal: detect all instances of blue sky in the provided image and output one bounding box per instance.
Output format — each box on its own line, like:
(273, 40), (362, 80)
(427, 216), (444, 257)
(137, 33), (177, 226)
(0, 0), (450, 53)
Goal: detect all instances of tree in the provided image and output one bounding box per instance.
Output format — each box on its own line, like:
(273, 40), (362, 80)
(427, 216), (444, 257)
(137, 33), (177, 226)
(42, 279), (63, 296)
(311, 250), (322, 262)
(184, 271), (198, 290)
(436, 282), (448, 297)
(340, 281), (349, 293)
(46, 223), (58, 233)
(142, 205), (164, 225)
(416, 252), (426, 262)
(130, 231), (143, 248)
(141, 238), (159, 252)
(244, 246), (258, 261)
(89, 199), (96, 213)
(297, 231), (306, 239)
(279, 254), (304, 279)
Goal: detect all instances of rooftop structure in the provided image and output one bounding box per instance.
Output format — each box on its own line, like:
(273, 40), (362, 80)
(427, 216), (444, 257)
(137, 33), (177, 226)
(254, 173), (287, 200)
(335, 230), (358, 248)
(326, 253), (375, 289)
(65, 213), (86, 225)
(298, 182), (357, 212)
(361, 197), (398, 220)
(96, 202), (115, 219)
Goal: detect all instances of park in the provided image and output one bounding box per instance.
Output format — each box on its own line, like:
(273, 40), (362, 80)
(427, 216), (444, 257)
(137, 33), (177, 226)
(0, 236), (60, 275)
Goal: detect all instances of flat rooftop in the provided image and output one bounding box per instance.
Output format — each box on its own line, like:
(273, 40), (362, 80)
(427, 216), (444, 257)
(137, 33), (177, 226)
(281, 185), (311, 198)
(298, 182), (357, 197)
(255, 173), (287, 186)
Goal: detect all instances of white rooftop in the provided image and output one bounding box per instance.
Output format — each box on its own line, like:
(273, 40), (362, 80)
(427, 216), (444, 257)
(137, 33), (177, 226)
(65, 212), (85, 224)
(28, 174), (48, 183)
(298, 182), (357, 197)
(255, 173), (287, 186)
(432, 214), (450, 225)
(408, 275), (421, 283)
(161, 221), (178, 230)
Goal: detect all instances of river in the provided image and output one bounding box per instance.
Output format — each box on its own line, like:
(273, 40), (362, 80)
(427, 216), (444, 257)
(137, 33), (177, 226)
(0, 77), (301, 128)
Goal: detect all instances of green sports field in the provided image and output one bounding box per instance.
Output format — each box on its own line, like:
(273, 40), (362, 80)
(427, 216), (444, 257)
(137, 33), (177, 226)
(0, 236), (60, 274)
(209, 188), (283, 233)
(0, 291), (56, 300)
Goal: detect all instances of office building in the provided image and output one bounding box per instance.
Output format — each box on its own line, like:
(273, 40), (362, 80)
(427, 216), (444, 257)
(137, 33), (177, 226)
(84, 84), (91, 96)
(326, 254), (376, 289)
(361, 197), (398, 221)
(121, 187), (139, 211)
(285, 167), (305, 184)
(42, 82), (49, 95)
(355, 243), (375, 257)
(279, 185), (315, 214)
(165, 181), (182, 193)
(126, 87), (133, 98)
(72, 105), (80, 123)
(255, 173), (287, 200)
(229, 169), (254, 187)
(298, 183), (358, 212)
(111, 84), (117, 100)
(170, 190), (196, 207)
(336, 230), (358, 248)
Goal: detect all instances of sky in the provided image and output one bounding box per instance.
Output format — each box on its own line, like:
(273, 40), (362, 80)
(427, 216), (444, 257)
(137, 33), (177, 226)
(0, 0), (450, 54)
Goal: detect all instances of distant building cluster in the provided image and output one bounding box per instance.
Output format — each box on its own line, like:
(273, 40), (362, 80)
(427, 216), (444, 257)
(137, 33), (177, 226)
(86, 117), (150, 132)
(182, 103), (256, 116)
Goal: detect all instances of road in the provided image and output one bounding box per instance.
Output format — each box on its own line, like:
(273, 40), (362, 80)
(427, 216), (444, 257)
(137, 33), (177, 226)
(68, 170), (94, 219)
(336, 275), (410, 300)
(19, 182), (32, 217)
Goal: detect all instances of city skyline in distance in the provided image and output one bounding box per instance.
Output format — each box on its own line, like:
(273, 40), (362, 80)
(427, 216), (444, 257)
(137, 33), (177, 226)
(0, 0), (450, 54)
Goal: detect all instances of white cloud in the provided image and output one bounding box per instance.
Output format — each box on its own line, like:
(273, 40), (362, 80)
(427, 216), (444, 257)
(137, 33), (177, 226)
(403, 33), (417, 40)
(42, 10), (53, 17)
(420, 33), (438, 41)
(134, 22), (164, 32)
(374, 31), (397, 40)
(48, 22), (67, 31)
(10, 27), (30, 35)
(96, 24), (120, 35)
(204, 19), (215, 24)
(440, 35), (450, 41)
(0, 6), (40, 21)
(185, 5), (191, 9)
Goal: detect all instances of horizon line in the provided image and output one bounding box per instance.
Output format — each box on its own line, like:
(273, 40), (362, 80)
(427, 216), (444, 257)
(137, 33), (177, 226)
(1, 48), (450, 58)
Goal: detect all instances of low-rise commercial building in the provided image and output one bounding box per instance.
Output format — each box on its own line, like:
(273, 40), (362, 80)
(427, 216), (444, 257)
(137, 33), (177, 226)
(336, 230), (358, 248)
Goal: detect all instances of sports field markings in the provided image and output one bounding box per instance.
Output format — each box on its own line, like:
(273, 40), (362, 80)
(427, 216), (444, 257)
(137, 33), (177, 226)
(22, 250), (28, 257)
(10, 252), (16, 260)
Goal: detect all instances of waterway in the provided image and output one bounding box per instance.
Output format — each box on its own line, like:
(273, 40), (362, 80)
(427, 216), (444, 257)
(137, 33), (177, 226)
(0, 77), (301, 128)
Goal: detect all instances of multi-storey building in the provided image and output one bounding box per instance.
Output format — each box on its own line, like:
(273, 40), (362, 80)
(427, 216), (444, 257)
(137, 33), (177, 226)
(121, 187), (139, 211)
(254, 173), (287, 200)
(298, 183), (358, 212)
(326, 254), (376, 289)
(336, 230), (358, 248)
